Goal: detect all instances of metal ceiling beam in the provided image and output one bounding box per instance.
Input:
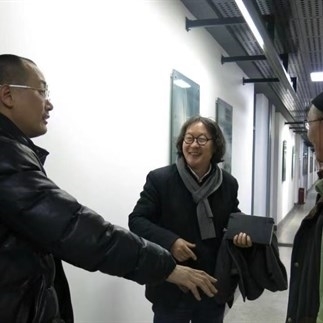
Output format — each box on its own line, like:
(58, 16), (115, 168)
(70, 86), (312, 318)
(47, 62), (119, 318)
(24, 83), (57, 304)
(185, 17), (245, 31)
(243, 77), (279, 85)
(221, 54), (267, 64)
(291, 77), (297, 92)
(221, 53), (289, 71)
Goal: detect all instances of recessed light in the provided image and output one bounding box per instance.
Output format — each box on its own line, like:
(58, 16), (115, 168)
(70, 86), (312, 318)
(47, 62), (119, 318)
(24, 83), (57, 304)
(235, 0), (264, 49)
(310, 72), (323, 82)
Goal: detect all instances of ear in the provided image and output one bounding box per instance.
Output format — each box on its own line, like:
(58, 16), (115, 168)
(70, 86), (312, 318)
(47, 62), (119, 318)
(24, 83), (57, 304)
(0, 85), (14, 109)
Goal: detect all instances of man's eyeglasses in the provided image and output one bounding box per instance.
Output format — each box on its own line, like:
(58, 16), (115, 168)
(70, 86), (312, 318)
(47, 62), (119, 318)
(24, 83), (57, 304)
(0, 84), (50, 100)
(304, 118), (323, 130)
(183, 134), (213, 146)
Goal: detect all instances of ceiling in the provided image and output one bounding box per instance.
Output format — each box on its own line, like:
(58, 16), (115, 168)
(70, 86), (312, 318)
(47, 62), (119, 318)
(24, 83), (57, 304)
(181, 0), (323, 137)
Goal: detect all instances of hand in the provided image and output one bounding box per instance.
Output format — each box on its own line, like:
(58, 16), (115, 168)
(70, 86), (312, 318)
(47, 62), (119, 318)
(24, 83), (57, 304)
(233, 232), (253, 248)
(166, 265), (217, 301)
(170, 238), (197, 262)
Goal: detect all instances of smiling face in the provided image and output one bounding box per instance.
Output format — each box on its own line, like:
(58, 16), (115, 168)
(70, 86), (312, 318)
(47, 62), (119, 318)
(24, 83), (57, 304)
(182, 121), (214, 177)
(0, 59), (53, 138)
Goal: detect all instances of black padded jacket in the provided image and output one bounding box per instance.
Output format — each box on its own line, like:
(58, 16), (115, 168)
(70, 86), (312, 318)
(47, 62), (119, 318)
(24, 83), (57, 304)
(0, 113), (176, 323)
(286, 189), (323, 323)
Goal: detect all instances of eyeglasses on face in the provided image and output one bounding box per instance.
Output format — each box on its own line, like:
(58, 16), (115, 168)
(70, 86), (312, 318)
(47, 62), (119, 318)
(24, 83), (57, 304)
(0, 84), (50, 100)
(304, 118), (323, 130)
(183, 134), (213, 146)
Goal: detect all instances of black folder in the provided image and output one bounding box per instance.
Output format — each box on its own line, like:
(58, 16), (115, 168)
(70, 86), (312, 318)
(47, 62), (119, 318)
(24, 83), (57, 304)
(226, 212), (275, 245)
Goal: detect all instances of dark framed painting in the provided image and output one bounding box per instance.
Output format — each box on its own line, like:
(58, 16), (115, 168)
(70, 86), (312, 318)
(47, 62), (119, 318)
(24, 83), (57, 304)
(302, 145), (308, 175)
(216, 98), (233, 173)
(170, 69), (200, 164)
(291, 145), (295, 179)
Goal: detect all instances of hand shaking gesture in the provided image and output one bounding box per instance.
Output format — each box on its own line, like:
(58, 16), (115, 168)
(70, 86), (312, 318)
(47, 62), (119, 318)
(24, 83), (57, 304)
(166, 265), (217, 301)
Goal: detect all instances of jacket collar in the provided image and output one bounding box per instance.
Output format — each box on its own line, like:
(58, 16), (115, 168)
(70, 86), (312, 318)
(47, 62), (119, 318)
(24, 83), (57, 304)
(0, 113), (49, 165)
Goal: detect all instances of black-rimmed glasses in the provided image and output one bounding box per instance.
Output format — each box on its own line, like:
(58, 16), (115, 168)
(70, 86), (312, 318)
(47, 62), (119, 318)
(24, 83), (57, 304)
(0, 84), (50, 100)
(304, 118), (323, 130)
(183, 134), (212, 146)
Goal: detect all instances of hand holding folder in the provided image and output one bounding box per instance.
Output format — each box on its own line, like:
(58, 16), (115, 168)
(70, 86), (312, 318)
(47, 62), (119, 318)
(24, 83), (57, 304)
(226, 212), (275, 245)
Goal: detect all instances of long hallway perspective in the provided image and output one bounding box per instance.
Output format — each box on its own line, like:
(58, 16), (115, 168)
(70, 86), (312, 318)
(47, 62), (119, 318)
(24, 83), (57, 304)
(223, 187), (317, 323)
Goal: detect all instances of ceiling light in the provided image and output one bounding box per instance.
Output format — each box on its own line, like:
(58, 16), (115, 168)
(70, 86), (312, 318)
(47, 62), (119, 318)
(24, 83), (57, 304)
(310, 72), (323, 82)
(173, 78), (191, 88)
(235, 0), (264, 49)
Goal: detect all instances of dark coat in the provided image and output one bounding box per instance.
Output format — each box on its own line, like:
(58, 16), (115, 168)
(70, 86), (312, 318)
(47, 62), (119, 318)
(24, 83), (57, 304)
(286, 194), (323, 323)
(128, 164), (240, 307)
(214, 233), (287, 306)
(0, 113), (176, 323)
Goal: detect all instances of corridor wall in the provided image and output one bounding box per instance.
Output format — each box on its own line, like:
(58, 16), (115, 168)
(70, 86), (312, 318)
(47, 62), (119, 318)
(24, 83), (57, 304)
(0, 0), (260, 321)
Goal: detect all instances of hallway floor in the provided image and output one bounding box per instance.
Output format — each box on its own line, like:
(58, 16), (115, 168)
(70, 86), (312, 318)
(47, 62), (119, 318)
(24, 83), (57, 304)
(223, 188), (316, 323)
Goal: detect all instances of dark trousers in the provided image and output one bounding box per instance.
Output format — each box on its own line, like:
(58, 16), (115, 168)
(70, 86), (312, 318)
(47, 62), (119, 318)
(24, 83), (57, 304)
(152, 299), (225, 323)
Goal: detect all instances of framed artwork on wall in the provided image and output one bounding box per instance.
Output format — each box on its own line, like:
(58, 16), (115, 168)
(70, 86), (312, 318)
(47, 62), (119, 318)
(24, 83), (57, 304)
(216, 98), (233, 173)
(302, 145), (308, 175)
(291, 145), (295, 179)
(282, 140), (287, 181)
(170, 69), (200, 164)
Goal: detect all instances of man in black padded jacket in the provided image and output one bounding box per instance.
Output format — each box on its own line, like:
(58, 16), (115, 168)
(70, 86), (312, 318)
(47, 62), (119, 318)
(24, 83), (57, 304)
(0, 54), (217, 323)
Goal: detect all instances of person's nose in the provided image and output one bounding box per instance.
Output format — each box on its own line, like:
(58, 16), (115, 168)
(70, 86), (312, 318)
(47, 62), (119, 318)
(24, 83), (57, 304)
(46, 99), (54, 111)
(191, 138), (200, 147)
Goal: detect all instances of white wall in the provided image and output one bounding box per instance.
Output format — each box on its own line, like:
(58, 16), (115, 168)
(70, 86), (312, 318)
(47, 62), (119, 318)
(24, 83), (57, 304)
(253, 93), (269, 217)
(0, 0), (254, 322)
(273, 112), (296, 224)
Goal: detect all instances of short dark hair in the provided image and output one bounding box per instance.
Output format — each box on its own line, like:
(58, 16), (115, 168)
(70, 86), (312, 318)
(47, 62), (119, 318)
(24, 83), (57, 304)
(176, 115), (226, 164)
(0, 54), (35, 84)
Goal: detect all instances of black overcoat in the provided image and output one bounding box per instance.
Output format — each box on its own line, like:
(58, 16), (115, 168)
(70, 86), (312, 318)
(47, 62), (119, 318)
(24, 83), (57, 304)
(129, 164), (240, 306)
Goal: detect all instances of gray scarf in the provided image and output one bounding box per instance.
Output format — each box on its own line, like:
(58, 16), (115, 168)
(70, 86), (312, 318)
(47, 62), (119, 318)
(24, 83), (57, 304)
(176, 156), (223, 240)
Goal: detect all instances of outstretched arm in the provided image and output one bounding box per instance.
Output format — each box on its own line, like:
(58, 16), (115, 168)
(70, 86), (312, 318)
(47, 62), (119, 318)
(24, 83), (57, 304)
(166, 265), (217, 301)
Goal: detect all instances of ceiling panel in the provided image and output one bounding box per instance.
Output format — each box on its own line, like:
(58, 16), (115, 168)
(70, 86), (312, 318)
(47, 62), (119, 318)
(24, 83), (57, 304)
(181, 0), (323, 128)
